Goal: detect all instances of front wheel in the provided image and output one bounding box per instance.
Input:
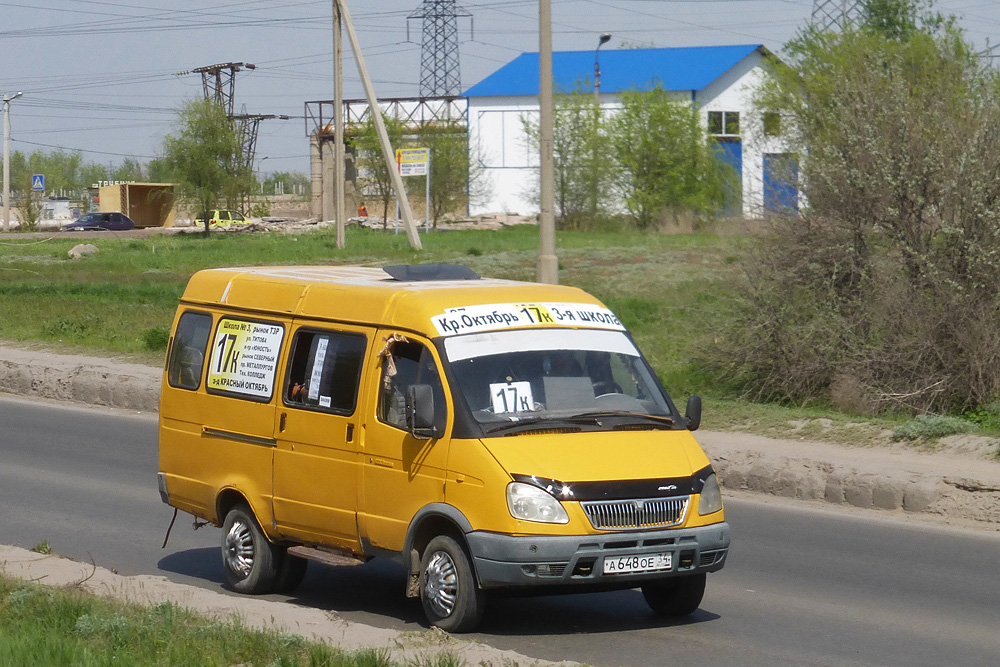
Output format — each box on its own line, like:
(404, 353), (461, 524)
(419, 535), (485, 633)
(221, 503), (280, 594)
(641, 573), (706, 616)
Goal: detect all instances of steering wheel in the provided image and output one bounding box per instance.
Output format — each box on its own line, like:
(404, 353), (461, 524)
(592, 380), (624, 397)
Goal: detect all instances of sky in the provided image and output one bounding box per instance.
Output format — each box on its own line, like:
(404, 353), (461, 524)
(1, 0), (999, 179)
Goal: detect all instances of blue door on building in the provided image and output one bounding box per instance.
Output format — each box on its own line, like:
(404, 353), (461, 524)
(763, 153), (799, 213)
(715, 139), (742, 216)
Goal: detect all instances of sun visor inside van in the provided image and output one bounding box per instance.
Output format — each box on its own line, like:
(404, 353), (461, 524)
(383, 264), (481, 282)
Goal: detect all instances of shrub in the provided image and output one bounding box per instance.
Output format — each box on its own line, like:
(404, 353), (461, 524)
(143, 325), (170, 351)
(891, 414), (977, 442)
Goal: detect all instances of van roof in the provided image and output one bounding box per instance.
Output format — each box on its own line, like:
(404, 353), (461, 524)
(180, 265), (618, 337)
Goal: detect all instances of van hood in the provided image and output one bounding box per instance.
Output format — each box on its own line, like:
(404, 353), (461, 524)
(480, 429), (712, 500)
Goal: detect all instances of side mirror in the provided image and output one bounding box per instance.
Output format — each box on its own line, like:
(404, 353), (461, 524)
(685, 395), (702, 432)
(406, 384), (439, 439)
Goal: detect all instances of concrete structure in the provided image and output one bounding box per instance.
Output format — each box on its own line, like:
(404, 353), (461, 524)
(98, 182), (176, 227)
(463, 44), (796, 218)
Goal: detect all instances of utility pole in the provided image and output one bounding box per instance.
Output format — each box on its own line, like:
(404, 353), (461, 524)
(333, 0), (346, 248)
(537, 0), (557, 284)
(3, 91), (23, 232)
(337, 0), (422, 250)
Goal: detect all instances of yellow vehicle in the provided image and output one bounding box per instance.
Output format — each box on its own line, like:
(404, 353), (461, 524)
(193, 209), (249, 228)
(157, 264), (730, 632)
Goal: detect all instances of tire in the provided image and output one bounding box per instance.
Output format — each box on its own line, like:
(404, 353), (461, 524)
(419, 535), (485, 633)
(220, 503), (280, 594)
(641, 573), (706, 616)
(274, 551), (308, 594)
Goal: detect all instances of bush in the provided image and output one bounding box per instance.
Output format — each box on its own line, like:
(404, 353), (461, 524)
(142, 326), (170, 351)
(713, 9), (1000, 415)
(891, 415), (977, 442)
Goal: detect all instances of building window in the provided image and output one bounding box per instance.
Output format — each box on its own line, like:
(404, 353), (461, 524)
(763, 112), (781, 137)
(708, 111), (740, 137)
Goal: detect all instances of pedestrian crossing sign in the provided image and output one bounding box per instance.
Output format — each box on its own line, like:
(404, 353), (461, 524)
(31, 174), (45, 191)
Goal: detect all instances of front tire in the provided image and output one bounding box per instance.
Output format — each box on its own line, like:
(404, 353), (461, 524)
(419, 535), (485, 633)
(221, 503), (280, 594)
(641, 573), (706, 616)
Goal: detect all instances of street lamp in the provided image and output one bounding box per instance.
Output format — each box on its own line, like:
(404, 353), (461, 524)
(594, 33), (611, 105)
(3, 91), (23, 232)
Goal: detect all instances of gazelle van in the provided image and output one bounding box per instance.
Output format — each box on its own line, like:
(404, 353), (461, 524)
(157, 264), (730, 632)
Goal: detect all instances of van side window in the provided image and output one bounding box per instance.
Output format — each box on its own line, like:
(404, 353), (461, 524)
(167, 311), (212, 390)
(378, 340), (446, 431)
(284, 330), (367, 413)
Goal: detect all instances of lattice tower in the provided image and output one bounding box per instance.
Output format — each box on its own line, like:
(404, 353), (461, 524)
(408, 1), (471, 97)
(811, 0), (864, 32)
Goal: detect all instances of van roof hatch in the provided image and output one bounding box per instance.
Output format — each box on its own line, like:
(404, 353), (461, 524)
(383, 264), (481, 282)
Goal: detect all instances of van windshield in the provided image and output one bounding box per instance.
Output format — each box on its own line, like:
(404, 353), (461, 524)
(443, 329), (674, 433)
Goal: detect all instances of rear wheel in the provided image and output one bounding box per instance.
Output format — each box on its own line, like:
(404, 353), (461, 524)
(419, 535), (485, 633)
(221, 503), (280, 594)
(641, 573), (706, 616)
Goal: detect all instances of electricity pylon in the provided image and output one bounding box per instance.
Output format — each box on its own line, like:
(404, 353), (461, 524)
(408, 0), (471, 97)
(811, 0), (864, 32)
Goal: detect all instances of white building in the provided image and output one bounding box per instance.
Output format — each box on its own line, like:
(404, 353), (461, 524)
(463, 44), (796, 218)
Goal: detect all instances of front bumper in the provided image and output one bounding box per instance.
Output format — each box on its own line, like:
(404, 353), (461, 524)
(467, 521), (730, 589)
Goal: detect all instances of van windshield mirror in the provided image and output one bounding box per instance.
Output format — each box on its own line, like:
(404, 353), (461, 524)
(443, 329), (673, 427)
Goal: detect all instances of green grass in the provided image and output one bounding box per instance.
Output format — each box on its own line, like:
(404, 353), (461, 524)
(0, 226), (745, 385)
(7, 224), (994, 446)
(0, 575), (471, 667)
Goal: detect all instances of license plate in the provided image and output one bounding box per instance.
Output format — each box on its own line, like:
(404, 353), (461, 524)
(602, 552), (672, 575)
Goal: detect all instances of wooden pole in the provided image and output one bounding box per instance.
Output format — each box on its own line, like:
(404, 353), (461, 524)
(336, 0), (422, 250)
(333, 1), (346, 248)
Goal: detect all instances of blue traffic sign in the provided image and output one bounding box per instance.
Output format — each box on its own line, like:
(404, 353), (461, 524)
(31, 174), (45, 191)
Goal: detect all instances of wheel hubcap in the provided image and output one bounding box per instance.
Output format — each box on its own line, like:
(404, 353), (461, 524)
(224, 519), (254, 577)
(424, 550), (458, 617)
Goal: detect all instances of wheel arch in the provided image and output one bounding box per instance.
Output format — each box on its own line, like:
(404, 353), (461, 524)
(402, 503), (477, 597)
(216, 487), (252, 527)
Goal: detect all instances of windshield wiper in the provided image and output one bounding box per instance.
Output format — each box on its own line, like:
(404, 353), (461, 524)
(565, 410), (675, 427)
(484, 411), (674, 435)
(484, 416), (586, 435)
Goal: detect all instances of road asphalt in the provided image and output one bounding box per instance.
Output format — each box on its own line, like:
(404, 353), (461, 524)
(2, 343), (999, 531)
(2, 342), (999, 665)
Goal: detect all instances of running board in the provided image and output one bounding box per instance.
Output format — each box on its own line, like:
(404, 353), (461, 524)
(287, 545), (368, 568)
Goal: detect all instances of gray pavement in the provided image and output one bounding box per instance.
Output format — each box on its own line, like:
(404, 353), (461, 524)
(3, 342), (999, 529)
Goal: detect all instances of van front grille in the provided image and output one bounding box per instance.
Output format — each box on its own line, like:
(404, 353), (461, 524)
(581, 496), (689, 531)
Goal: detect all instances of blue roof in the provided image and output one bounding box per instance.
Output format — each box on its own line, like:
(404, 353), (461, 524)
(463, 44), (763, 97)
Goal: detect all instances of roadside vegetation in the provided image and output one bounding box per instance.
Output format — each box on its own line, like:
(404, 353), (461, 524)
(0, 575), (466, 667)
(3, 222), (993, 443)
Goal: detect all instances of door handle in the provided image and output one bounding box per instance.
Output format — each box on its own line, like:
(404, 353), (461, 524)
(279, 412), (287, 432)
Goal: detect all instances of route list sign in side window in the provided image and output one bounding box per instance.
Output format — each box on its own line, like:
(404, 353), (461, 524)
(207, 318), (284, 399)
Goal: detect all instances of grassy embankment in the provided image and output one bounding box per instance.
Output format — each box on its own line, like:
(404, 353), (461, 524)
(0, 224), (953, 441)
(0, 574), (462, 667)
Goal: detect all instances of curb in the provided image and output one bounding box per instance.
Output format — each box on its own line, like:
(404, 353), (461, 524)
(0, 348), (160, 412)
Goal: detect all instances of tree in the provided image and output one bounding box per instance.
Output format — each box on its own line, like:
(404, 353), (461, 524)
(160, 98), (252, 234)
(349, 114), (403, 228)
(720, 0), (1000, 413)
(522, 90), (613, 229)
(609, 86), (730, 229)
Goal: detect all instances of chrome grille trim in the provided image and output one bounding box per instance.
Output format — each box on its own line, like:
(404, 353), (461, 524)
(581, 495), (690, 531)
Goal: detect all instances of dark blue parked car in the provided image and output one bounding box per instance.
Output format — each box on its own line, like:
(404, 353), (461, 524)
(62, 212), (136, 231)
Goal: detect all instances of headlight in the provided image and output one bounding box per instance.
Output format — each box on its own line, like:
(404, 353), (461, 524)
(506, 482), (569, 524)
(698, 473), (723, 515)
